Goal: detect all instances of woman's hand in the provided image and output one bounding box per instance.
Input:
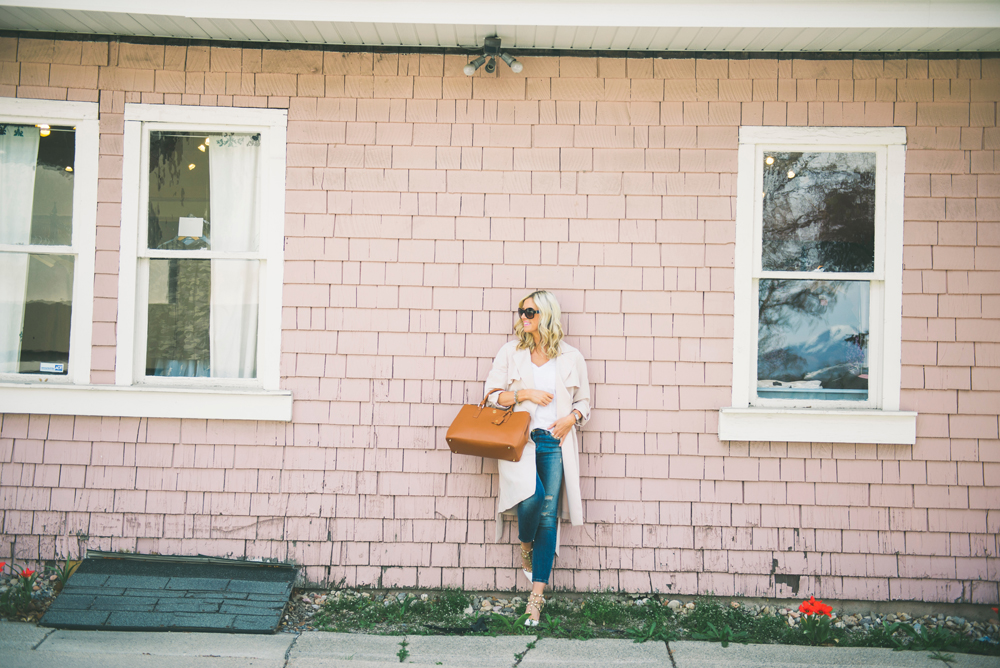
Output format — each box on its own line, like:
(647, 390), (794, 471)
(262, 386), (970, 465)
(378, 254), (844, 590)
(548, 414), (576, 441)
(519, 389), (553, 406)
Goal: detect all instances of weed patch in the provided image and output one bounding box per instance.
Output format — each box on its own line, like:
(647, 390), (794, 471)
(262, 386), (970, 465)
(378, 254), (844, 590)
(304, 586), (1000, 659)
(396, 638), (410, 662)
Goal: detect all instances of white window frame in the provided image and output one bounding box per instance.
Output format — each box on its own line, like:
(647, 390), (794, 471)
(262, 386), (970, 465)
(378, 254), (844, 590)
(108, 104), (290, 421)
(0, 98), (97, 388)
(719, 126), (916, 445)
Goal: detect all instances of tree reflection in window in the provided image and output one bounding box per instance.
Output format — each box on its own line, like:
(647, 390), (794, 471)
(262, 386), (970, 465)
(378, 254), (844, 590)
(757, 151), (876, 402)
(758, 279), (869, 401)
(762, 152), (875, 273)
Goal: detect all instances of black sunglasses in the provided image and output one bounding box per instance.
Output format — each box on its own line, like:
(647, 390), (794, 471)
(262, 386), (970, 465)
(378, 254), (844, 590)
(518, 307), (539, 320)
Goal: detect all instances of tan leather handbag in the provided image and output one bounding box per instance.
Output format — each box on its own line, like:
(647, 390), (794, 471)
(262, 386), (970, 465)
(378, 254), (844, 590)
(446, 388), (530, 462)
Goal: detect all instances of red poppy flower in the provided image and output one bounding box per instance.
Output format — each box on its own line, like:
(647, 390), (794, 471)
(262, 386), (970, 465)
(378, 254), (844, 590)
(20, 568), (35, 579)
(0, 562), (5, 572)
(799, 596), (832, 617)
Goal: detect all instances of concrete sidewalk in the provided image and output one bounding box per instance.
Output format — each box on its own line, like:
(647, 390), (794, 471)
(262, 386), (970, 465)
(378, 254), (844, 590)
(2, 621), (997, 667)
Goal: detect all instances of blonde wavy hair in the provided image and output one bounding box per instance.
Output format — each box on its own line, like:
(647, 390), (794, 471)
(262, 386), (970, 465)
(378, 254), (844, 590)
(515, 290), (564, 359)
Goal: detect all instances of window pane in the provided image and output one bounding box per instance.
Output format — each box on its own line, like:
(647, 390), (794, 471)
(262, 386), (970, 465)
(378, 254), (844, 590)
(146, 258), (211, 377)
(758, 279), (869, 401)
(0, 252), (74, 374)
(146, 258), (258, 378)
(762, 152), (875, 273)
(148, 131), (260, 252)
(32, 127), (75, 246)
(0, 124), (75, 247)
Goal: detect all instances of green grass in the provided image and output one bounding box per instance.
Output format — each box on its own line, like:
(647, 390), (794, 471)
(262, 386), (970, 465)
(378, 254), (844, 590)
(314, 589), (470, 633)
(311, 588), (1000, 659)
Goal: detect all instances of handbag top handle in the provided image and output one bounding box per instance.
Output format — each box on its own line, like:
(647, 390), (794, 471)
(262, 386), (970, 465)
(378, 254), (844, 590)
(479, 388), (524, 426)
(477, 387), (519, 424)
(478, 388), (506, 409)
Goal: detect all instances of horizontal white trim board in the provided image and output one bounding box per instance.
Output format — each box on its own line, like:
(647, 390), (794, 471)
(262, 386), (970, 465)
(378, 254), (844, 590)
(10, 1), (1000, 29)
(124, 103), (287, 127)
(0, 383), (292, 421)
(718, 407), (917, 445)
(739, 126), (907, 145)
(0, 97), (99, 121)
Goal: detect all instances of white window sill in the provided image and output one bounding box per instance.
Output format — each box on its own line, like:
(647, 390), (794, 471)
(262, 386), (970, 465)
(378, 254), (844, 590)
(718, 407), (917, 445)
(0, 382), (292, 421)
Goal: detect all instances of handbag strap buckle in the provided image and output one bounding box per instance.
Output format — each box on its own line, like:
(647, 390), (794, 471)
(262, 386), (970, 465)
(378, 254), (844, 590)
(492, 411), (513, 426)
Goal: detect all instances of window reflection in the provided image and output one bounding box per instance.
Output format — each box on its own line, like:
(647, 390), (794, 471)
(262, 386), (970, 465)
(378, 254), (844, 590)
(144, 130), (261, 380)
(146, 258), (259, 378)
(758, 279), (869, 401)
(31, 127), (75, 246)
(146, 258), (211, 377)
(148, 131), (261, 252)
(762, 152), (875, 273)
(0, 252), (74, 374)
(0, 123), (76, 377)
(148, 132), (212, 251)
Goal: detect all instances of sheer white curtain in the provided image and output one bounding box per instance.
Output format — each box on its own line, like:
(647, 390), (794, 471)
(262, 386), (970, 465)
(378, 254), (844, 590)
(208, 135), (260, 378)
(0, 126), (40, 373)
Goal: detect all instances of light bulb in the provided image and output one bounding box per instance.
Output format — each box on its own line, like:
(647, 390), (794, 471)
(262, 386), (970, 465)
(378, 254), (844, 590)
(765, 156), (774, 165)
(65, 166), (73, 172)
(787, 171), (795, 179)
(37, 124), (50, 137)
(188, 163), (196, 171)
(198, 144), (206, 152)
(500, 53), (523, 73)
(464, 56), (486, 76)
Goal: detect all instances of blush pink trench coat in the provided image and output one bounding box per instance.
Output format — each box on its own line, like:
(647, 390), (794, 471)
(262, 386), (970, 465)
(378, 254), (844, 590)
(484, 340), (592, 551)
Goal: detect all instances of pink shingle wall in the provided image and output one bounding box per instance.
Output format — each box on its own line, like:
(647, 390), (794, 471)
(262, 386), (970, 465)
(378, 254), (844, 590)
(0, 37), (997, 603)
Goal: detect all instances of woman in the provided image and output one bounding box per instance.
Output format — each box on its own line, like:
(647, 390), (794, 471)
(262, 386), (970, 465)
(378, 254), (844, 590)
(484, 290), (591, 626)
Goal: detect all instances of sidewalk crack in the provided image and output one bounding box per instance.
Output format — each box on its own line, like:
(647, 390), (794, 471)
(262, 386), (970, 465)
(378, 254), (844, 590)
(512, 636), (537, 667)
(32, 628), (57, 650)
(664, 641), (679, 668)
(282, 631), (301, 667)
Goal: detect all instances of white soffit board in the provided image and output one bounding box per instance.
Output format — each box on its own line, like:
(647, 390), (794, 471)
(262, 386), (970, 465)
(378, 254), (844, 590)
(1, 0), (1000, 52)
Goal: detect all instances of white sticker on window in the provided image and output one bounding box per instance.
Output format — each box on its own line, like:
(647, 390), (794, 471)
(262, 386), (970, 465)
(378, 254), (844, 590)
(178, 217), (204, 238)
(39, 362), (64, 374)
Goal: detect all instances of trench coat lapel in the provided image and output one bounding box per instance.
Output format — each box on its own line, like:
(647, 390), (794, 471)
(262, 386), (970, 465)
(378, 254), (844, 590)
(554, 353), (576, 418)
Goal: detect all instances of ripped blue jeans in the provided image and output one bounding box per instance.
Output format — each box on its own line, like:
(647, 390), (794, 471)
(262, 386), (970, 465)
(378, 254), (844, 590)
(517, 429), (563, 584)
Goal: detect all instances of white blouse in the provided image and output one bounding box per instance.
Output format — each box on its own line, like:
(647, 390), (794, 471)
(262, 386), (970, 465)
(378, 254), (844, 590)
(530, 359), (557, 432)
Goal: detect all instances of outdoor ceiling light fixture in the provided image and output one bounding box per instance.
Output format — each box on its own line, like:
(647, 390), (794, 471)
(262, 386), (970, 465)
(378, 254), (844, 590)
(464, 36), (522, 76)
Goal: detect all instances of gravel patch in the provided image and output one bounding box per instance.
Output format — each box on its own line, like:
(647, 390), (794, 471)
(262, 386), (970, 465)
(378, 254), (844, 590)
(0, 571), (63, 623)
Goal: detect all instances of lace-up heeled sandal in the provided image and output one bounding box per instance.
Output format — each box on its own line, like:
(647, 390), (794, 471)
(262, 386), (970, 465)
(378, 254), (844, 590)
(524, 592), (545, 627)
(520, 545), (533, 583)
